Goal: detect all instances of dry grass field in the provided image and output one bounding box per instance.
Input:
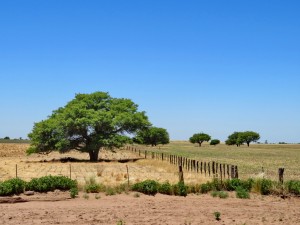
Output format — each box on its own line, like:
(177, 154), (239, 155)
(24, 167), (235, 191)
(0, 142), (299, 184)
(0, 143), (208, 186)
(133, 141), (300, 181)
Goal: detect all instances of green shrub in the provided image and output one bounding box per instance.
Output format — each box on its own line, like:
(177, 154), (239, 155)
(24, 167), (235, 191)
(200, 182), (212, 193)
(236, 187), (250, 199)
(132, 180), (159, 195)
(105, 187), (116, 196)
(214, 211), (221, 221)
(26, 176), (77, 192)
(0, 178), (26, 196)
(218, 191), (229, 199)
(158, 182), (172, 195)
(85, 184), (102, 193)
(70, 188), (78, 198)
(224, 178), (242, 191)
(172, 182), (187, 197)
(260, 179), (273, 195)
(286, 180), (300, 195)
(211, 191), (219, 197)
(211, 178), (223, 191)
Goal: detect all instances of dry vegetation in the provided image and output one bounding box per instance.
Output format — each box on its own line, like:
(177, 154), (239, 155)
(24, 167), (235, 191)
(0, 142), (299, 184)
(0, 143), (208, 186)
(132, 141), (300, 181)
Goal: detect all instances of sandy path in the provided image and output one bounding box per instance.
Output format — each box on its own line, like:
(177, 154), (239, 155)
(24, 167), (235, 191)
(0, 192), (299, 225)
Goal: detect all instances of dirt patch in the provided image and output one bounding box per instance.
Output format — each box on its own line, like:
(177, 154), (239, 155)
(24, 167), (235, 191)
(0, 192), (299, 225)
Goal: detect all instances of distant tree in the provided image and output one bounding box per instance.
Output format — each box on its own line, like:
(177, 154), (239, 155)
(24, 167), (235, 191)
(239, 131), (260, 147)
(225, 131), (260, 147)
(28, 92), (151, 161)
(4, 136), (10, 140)
(225, 132), (242, 147)
(189, 133), (211, 147)
(210, 139), (220, 146)
(134, 127), (169, 147)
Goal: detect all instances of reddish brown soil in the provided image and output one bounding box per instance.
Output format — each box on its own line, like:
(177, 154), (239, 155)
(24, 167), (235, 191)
(0, 192), (299, 225)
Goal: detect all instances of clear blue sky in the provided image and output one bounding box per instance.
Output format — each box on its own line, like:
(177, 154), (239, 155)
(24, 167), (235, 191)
(0, 1), (299, 143)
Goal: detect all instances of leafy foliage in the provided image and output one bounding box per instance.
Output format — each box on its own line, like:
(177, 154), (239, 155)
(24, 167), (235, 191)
(25, 176), (77, 192)
(134, 126), (169, 146)
(286, 180), (300, 195)
(28, 92), (151, 161)
(0, 178), (26, 196)
(210, 139), (220, 146)
(172, 182), (188, 197)
(225, 131), (260, 147)
(70, 188), (78, 198)
(189, 133), (211, 147)
(132, 180), (159, 195)
(158, 181), (172, 195)
(235, 187), (250, 199)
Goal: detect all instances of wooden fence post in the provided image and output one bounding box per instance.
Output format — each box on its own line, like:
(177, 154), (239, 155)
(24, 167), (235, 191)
(179, 165), (184, 183)
(204, 162), (207, 176)
(69, 164), (72, 179)
(227, 164), (230, 179)
(220, 164), (223, 182)
(212, 161), (215, 176)
(208, 162), (211, 177)
(231, 165), (235, 179)
(278, 168), (284, 184)
(235, 166), (238, 179)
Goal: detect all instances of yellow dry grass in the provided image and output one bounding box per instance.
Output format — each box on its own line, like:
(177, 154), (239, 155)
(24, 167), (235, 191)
(0, 144), (208, 186)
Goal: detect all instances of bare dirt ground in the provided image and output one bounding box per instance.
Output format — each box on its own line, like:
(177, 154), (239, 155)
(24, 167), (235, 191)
(0, 192), (300, 225)
(1, 144), (300, 225)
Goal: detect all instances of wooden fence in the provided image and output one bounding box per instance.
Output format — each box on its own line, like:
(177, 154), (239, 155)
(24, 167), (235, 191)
(126, 146), (239, 180)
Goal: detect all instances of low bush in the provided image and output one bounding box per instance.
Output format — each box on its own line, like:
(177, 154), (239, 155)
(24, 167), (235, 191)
(0, 178), (26, 196)
(260, 179), (273, 195)
(236, 187), (250, 199)
(132, 180), (159, 195)
(85, 183), (102, 193)
(286, 180), (300, 195)
(158, 182), (172, 195)
(218, 191), (229, 199)
(200, 182), (212, 193)
(173, 182), (187, 197)
(26, 176), (77, 192)
(70, 188), (78, 198)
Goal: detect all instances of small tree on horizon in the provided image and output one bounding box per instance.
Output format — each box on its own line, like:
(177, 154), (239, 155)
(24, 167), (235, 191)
(134, 127), (170, 147)
(189, 133), (211, 147)
(210, 139), (220, 146)
(225, 131), (260, 147)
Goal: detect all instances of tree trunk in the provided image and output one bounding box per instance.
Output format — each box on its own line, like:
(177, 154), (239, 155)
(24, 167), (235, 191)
(198, 142), (202, 147)
(247, 142), (250, 147)
(89, 149), (100, 162)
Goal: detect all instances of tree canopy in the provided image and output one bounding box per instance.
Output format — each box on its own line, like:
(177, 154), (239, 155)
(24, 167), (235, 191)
(210, 139), (220, 146)
(133, 126), (170, 146)
(225, 131), (260, 147)
(189, 133), (211, 147)
(28, 92), (151, 161)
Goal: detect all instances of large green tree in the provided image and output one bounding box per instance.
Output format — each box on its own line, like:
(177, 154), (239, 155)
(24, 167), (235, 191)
(189, 133), (211, 147)
(239, 131), (260, 147)
(133, 126), (170, 146)
(225, 131), (260, 147)
(225, 132), (243, 147)
(28, 92), (151, 161)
